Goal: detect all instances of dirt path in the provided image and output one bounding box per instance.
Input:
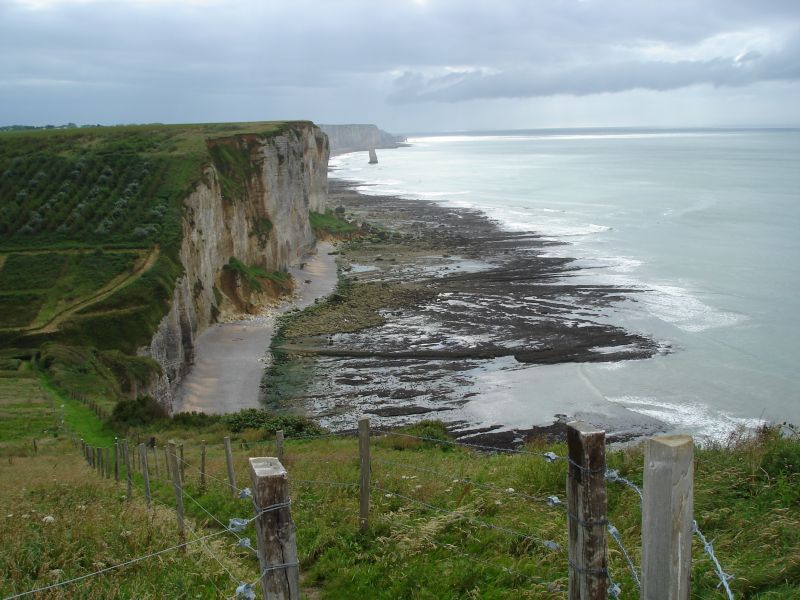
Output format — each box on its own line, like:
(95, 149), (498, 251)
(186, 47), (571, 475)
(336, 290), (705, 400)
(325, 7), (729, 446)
(24, 247), (160, 335)
(173, 242), (338, 414)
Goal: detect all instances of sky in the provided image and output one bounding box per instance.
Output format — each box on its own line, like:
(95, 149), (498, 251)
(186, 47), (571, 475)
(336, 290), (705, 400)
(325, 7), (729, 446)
(1, 0), (799, 133)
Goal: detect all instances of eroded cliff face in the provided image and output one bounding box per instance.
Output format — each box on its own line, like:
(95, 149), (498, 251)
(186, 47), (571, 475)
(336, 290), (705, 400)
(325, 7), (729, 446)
(141, 122), (329, 408)
(320, 124), (405, 154)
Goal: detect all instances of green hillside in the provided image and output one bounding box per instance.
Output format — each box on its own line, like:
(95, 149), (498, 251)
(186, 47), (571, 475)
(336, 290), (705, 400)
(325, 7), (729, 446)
(0, 122), (299, 405)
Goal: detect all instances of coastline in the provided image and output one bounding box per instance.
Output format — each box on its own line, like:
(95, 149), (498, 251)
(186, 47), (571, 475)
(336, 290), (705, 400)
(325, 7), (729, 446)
(173, 241), (338, 414)
(268, 177), (669, 445)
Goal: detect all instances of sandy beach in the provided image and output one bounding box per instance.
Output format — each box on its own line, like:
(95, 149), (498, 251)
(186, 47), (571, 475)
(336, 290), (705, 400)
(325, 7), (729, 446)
(173, 241), (338, 414)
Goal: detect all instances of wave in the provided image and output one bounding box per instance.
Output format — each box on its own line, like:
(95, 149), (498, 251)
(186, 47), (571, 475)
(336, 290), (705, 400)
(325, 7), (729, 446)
(606, 395), (765, 442)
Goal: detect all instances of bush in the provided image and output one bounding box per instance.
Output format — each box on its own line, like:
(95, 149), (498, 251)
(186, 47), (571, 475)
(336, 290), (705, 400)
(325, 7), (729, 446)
(220, 408), (325, 437)
(111, 395), (168, 429)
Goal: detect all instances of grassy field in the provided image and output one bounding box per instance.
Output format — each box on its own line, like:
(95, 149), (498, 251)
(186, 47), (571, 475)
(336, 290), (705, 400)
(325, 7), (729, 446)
(0, 249), (143, 331)
(1, 373), (798, 599)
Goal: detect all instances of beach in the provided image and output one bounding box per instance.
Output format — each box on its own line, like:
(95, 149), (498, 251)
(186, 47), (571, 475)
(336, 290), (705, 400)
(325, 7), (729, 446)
(173, 241), (338, 414)
(267, 178), (668, 445)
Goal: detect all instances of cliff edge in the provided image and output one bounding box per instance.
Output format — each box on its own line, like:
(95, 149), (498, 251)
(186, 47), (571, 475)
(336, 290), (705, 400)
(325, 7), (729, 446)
(141, 122), (329, 407)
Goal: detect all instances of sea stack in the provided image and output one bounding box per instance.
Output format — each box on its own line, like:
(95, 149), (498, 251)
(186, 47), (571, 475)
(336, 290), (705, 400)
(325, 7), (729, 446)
(368, 148), (378, 164)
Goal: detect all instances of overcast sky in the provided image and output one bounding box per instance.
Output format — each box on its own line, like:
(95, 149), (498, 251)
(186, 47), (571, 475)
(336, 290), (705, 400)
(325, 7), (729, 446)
(1, 0), (799, 133)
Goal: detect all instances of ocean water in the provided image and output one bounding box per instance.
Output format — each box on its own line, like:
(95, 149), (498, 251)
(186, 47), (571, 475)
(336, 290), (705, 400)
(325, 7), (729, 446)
(329, 129), (800, 440)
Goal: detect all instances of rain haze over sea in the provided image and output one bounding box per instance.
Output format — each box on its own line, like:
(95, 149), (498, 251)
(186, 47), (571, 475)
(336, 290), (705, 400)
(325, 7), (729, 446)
(331, 129), (800, 440)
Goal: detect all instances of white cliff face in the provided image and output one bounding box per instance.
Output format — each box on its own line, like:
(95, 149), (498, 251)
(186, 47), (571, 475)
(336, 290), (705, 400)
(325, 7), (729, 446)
(320, 124), (405, 154)
(141, 123), (329, 408)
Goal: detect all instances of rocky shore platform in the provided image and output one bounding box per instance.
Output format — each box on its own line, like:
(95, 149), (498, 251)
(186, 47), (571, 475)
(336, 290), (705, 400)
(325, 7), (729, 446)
(265, 179), (667, 446)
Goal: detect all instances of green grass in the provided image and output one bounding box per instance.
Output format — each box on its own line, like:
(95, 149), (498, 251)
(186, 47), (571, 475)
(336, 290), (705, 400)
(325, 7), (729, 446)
(0, 252), (67, 291)
(0, 385), (798, 599)
(0, 372), (57, 443)
(0, 250), (142, 330)
(0, 293), (46, 328)
(222, 257), (291, 293)
(309, 209), (358, 236)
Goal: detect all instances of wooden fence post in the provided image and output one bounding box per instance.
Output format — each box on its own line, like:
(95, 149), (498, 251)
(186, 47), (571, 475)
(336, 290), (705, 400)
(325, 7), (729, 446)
(163, 446), (171, 481)
(358, 417), (371, 533)
(138, 443), (151, 507)
(123, 439), (132, 501)
(566, 421), (608, 600)
(642, 435), (694, 600)
(179, 443), (185, 484)
(200, 440), (207, 494)
(96, 447), (102, 474)
(249, 457), (300, 600)
(32, 439), (37, 454)
(224, 436), (237, 497)
(276, 430), (284, 463)
(114, 438), (119, 482)
(151, 445), (160, 479)
(104, 447), (111, 479)
(167, 442), (186, 550)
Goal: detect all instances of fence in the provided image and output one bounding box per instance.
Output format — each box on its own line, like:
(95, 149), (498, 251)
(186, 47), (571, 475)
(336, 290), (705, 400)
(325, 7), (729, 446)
(5, 420), (734, 600)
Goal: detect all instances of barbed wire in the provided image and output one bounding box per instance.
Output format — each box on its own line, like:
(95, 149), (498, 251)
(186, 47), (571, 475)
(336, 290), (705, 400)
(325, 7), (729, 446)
(372, 456), (567, 510)
(1, 530), (228, 600)
(607, 522), (641, 590)
(694, 521), (735, 600)
(605, 469), (644, 502)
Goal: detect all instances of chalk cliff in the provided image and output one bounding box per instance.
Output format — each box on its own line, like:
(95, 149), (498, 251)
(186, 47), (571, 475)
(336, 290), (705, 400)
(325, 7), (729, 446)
(141, 122), (329, 408)
(320, 124), (405, 154)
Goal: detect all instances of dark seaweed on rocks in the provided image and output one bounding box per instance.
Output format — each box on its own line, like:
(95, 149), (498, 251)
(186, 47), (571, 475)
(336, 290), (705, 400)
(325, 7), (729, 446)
(265, 178), (663, 445)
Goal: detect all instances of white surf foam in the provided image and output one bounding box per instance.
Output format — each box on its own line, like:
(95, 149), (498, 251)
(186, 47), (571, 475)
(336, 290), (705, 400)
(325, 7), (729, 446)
(606, 395), (766, 442)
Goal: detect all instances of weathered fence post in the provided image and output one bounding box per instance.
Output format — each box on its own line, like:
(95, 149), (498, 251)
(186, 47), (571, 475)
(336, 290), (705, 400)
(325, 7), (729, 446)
(224, 436), (237, 496)
(114, 438), (119, 482)
(151, 445), (160, 479)
(200, 440), (207, 494)
(167, 441), (186, 550)
(164, 445), (172, 481)
(96, 447), (102, 474)
(179, 443), (185, 484)
(104, 447), (111, 479)
(642, 435), (694, 600)
(123, 439), (132, 501)
(249, 457), (300, 600)
(138, 443), (151, 507)
(276, 430), (284, 463)
(566, 421), (608, 600)
(32, 439), (37, 454)
(358, 417), (371, 533)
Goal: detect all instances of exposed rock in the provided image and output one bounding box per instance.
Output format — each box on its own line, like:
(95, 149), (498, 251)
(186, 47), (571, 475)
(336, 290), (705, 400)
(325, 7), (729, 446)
(320, 124), (405, 154)
(368, 148), (378, 164)
(140, 123), (329, 409)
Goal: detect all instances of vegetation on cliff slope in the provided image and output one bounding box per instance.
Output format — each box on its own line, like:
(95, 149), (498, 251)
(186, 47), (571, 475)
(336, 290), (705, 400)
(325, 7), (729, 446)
(0, 121), (309, 407)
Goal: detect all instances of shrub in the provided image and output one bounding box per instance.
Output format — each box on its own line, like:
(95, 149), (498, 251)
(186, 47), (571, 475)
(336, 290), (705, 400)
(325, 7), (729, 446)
(220, 408), (325, 437)
(111, 395), (168, 429)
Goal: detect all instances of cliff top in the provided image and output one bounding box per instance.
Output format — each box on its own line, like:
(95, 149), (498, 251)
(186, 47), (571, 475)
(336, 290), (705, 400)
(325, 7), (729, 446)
(0, 121), (315, 252)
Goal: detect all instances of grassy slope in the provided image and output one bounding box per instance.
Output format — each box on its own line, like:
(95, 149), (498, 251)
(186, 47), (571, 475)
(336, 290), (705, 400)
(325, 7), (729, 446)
(2, 371), (798, 599)
(0, 121), (307, 405)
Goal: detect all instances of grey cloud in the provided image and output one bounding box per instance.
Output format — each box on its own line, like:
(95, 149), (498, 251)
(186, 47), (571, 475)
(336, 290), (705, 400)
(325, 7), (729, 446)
(388, 37), (800, 103)
(1, 0), (799, 127)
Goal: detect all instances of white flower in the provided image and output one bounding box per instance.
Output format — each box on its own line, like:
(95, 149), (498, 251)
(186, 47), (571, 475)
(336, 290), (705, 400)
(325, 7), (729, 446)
(42, 515), (55, 524)
(384, 493), (394, 498)
(505, 488), (515, 494)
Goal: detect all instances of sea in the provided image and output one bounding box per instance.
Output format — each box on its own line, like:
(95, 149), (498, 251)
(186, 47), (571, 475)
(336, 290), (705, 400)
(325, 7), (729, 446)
(329, 128), (800, 441)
